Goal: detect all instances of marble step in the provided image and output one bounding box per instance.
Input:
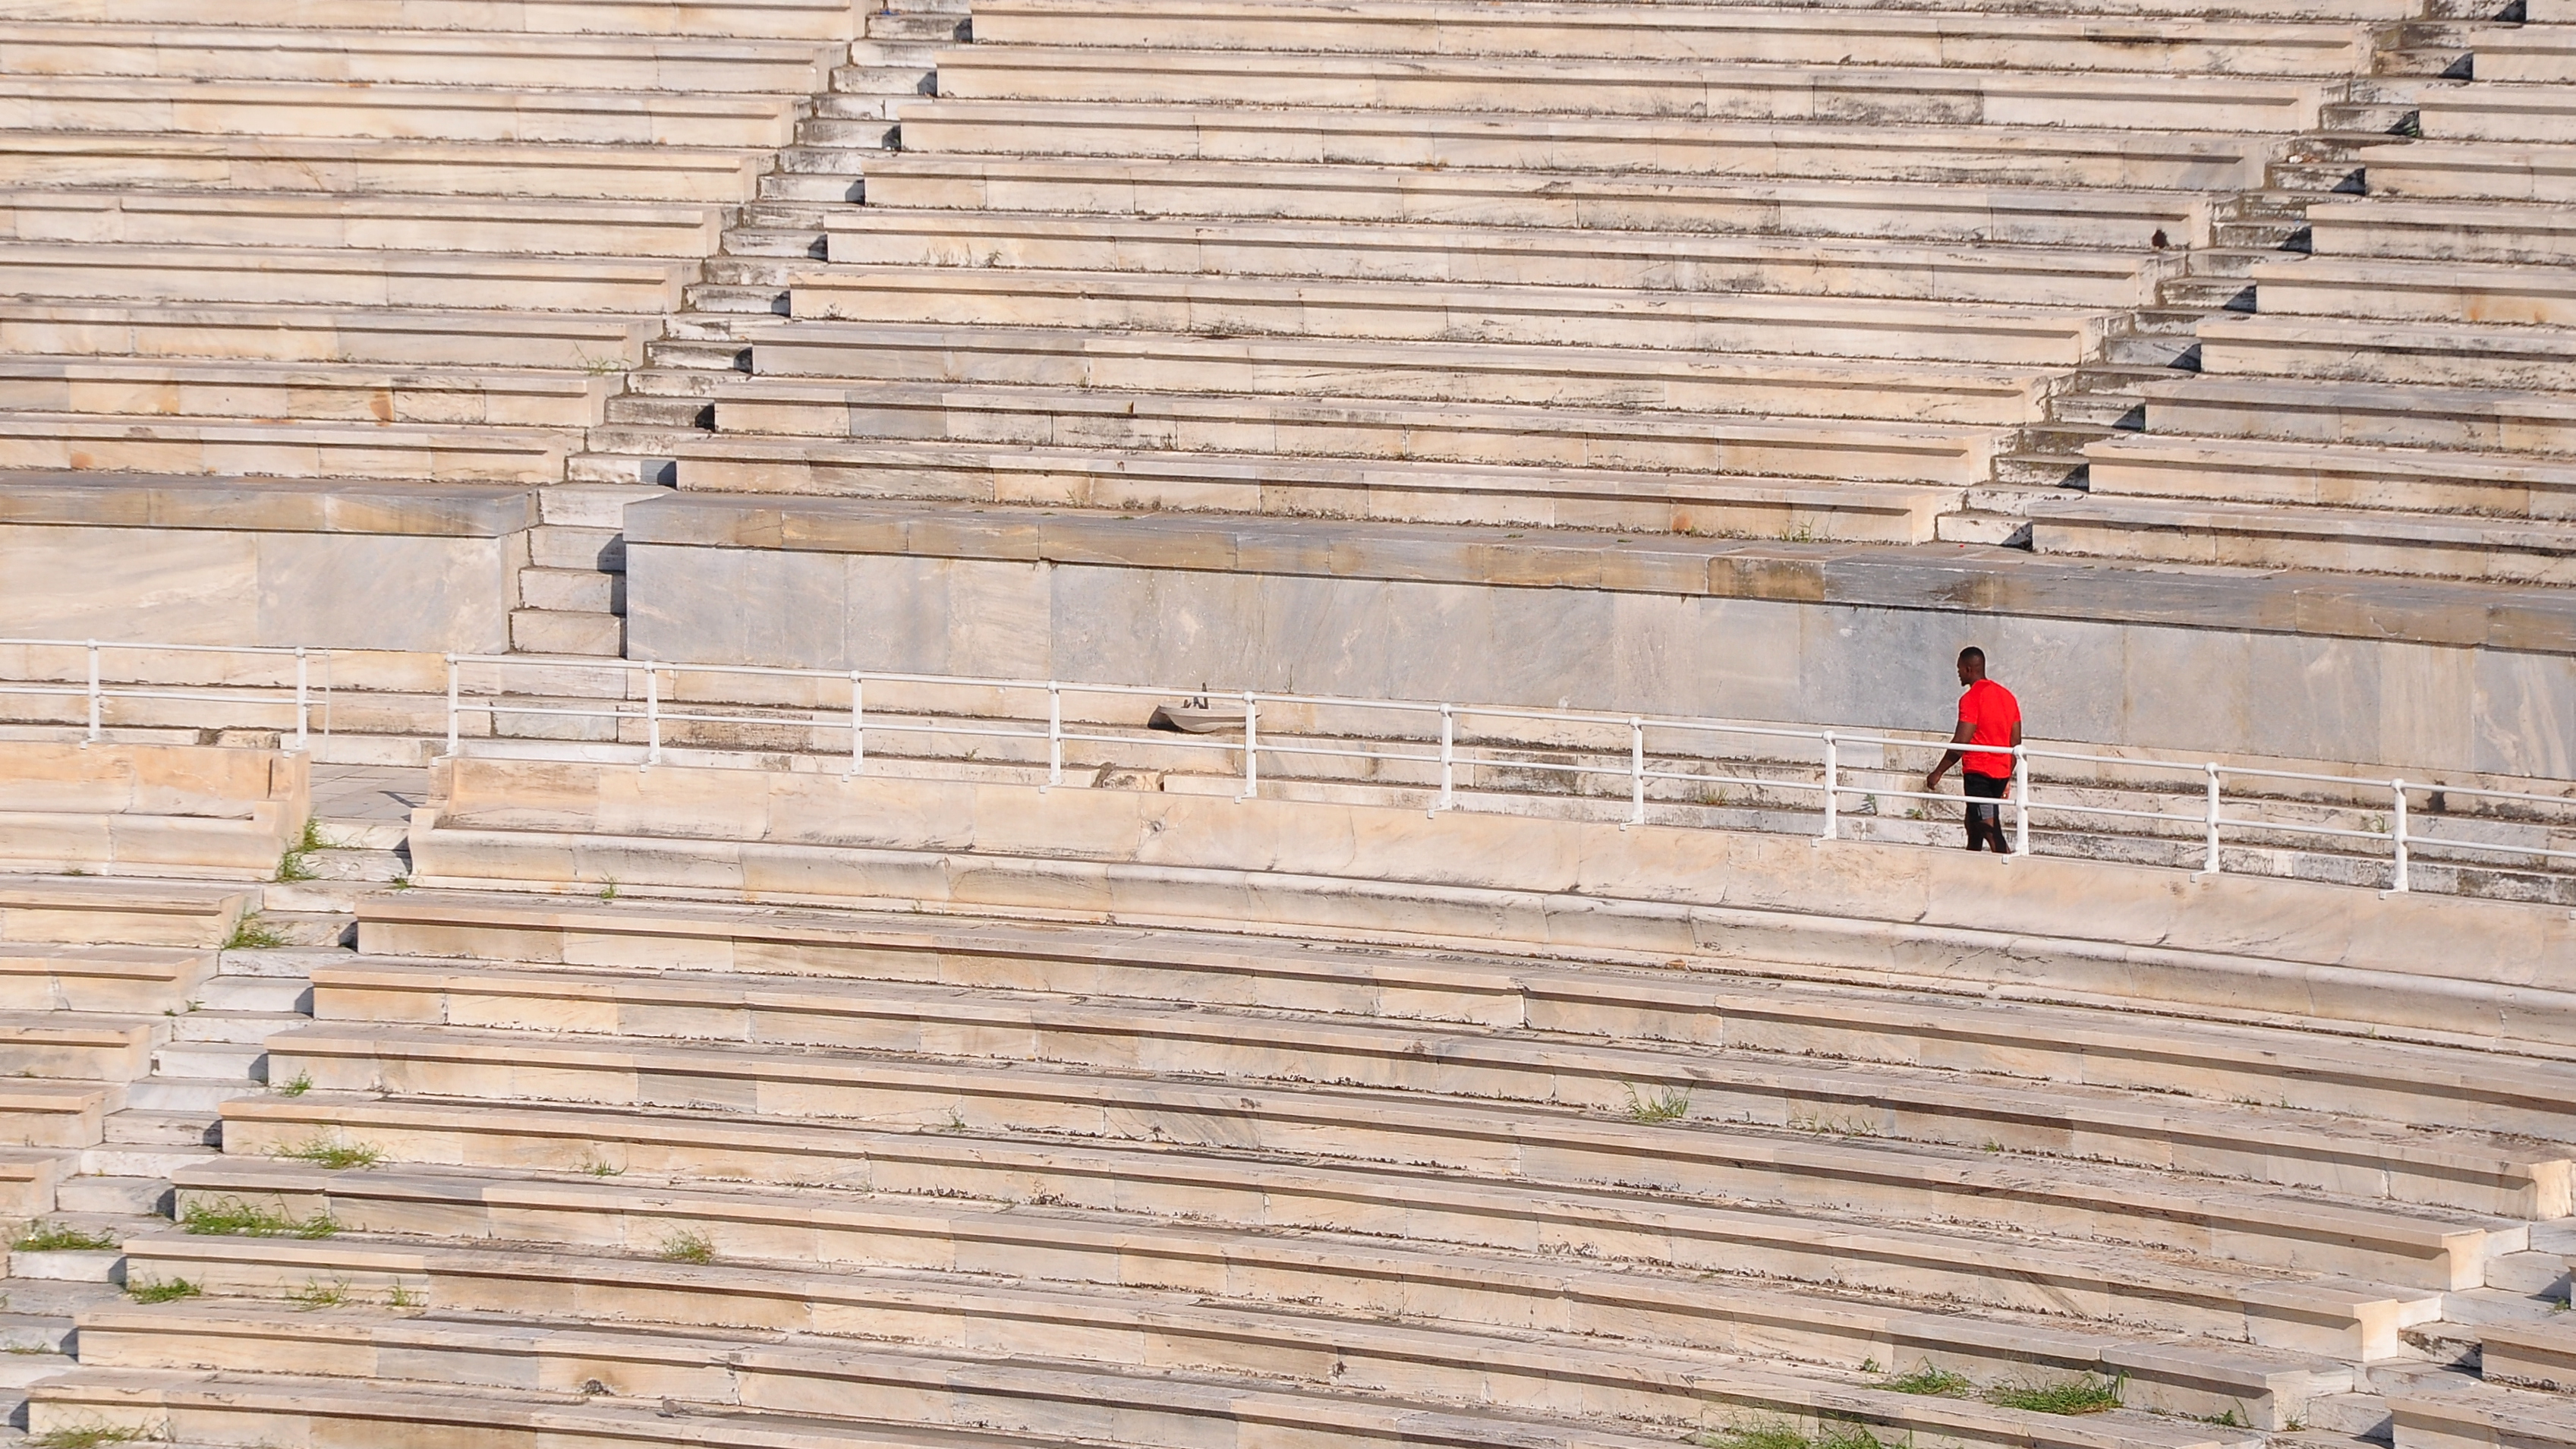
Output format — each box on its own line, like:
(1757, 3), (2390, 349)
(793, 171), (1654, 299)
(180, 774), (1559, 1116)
(820, 209), (2177, 307)
(0, 187), (724, 257)
(971, 0), (2377, 75)
(0, 414), (572, 486)
(0, 0), (868, 39)
(0, 132), (769, 204)
(787, 267), (2114, 367)
(0, 356), (614, 430)
(0, 74), (802, 149)
(0, 22), (839, 92)
(933, 46), (2335, 133)
(660, 435), (1964, 543)
(0, 300), (655, 370)
(2027, 489), (2576, 587)
(2089, 427), (2576, 518)
(745, 322), (2060, 426)
(704, 381), (2003, 484)
(891, 102), (2268, 202)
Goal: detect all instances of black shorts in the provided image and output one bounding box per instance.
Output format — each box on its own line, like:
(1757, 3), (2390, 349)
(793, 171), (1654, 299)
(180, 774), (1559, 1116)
(1962, 771), (2009, 822)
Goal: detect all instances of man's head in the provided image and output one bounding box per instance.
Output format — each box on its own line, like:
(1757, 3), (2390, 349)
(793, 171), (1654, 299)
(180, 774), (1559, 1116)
(1955, 646), (1987, 685)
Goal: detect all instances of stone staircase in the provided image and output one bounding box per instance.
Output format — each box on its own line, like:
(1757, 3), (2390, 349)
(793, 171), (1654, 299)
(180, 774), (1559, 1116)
(534, 2), (973, 657)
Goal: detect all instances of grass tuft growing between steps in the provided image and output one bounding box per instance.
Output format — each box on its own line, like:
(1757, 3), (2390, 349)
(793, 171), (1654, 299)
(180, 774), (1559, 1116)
(1885, 1365), (1974, 1397)
(270, 1138), (384, 1170)
(657, 1229), (716, 1265)
(29, 1420), (155, 1448)
(1620, 1082), (1691, 1123)
(126, 1276), (200, 1304)
(1983, 1376), (2124, 1415)
(275, 819), (326, 883)
(181, 1196), (337, 1240)
(223, 912), (289, 951)
(11, 1221), (118, 1252)
(1696, 1422), (1886, 1449)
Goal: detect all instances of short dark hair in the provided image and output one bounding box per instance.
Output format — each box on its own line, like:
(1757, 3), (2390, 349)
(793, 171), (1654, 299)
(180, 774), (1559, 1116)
(1958, 646), (1986, 665)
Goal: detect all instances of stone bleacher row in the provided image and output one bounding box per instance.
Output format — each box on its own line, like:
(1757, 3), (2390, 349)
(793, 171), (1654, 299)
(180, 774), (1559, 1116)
(16, 754), (2576, 1449)
(551, 0), (2576, 612)
(0, 0), (961, 654)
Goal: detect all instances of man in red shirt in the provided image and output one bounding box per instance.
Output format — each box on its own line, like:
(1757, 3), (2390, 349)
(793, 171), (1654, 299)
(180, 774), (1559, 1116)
(1923, 646), (2023, 855)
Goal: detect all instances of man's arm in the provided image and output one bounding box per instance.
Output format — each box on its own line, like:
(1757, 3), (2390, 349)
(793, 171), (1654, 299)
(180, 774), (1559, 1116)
(1923, 719), (1975, 790)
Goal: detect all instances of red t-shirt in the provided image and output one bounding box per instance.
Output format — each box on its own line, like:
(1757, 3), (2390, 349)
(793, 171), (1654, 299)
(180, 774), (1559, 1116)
(1957, 679), (2021, 778)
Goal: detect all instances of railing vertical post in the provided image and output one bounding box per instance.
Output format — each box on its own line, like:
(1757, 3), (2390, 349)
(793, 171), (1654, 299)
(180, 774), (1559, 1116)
(1819, 731), (1838, 842)
(1239, 692), (1258, 801)
(2390, 779), (2410, 894)
(2203, 763), (2222, 874)
(83, 639), (100, 744)
(848, 672), (864, 777)
(1629, 718), (1646, 825)
(444, 654), (459, 758)
(2011, 746), (2030, 858)
(642, 664), (660, 767)
(1046, 681), (1063, 787)
(1436, 704), (1455, 813)
(293, 647), (310, 753)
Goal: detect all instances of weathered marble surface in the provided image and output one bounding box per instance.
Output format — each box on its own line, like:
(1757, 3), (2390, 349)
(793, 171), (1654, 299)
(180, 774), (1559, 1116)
(0, 475), (535, 653)
(625, 496), (2576, 778)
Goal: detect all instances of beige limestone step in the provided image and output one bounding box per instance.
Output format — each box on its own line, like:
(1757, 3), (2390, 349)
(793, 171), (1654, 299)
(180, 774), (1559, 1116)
(0, 241), (691, 314)
(0, 878), (252, 949)
(2250, 254), (2576, 328)
(0, 301), (654, 370)
(2195, 313), (2576, 392)
(2026, 491), (2576, 587)
(970, 0), (2376, 75)
(83, 1247), (2279, 1447)
(0, 1149), (67, 1217)
(0, 22), (838, 93)
(2420, 87), (2576, 146)
(788, 268), (2113, 367)
(0, 188), (724, 258)
(2479, 1320), (2576, 1391)
(0, 414), (571, 484)
(661, 436), (1962, 542)
(0, 76), (800, 149)
(2358, 141), (2576, 204)
(214, 1093), (2452, 1360)
(0, 946), (217, 1013)
(353, 891), (2576, 1144)
(2305, 197), (2576, 267)
(19, 1361), (2024, 1449)
(2472, 27), (2576, 83)
(932, 46), (2333, 133)
(889, 103), (2265, 204)
(0, 1080), (112, 1148)
(510, 609), (626, 657)
(157, 1158), (2354, 1425)
(705, 381), (2001, 484)
(2089, 429), (2576, 519)
(0, 132), (768, 203)
(307, 959), (2576, 1218)
(2389, 1381), (2576, 1448)
(77, 1309), (2292, 1449)
(259, 1025), (2522, 1289)
(748, 322), (2059, 426)
(0, 357), (614, 430)
(0, 0), (868, 39)
(2138, 376), (2576, 467)
(820, 209), (2175, 307)
(0, 1015), (154, 1081)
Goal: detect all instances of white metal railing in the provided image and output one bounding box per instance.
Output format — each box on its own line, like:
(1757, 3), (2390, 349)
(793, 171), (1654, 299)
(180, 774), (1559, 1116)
(0, 638), (331, 751)
(436, 653), (2576, 896)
